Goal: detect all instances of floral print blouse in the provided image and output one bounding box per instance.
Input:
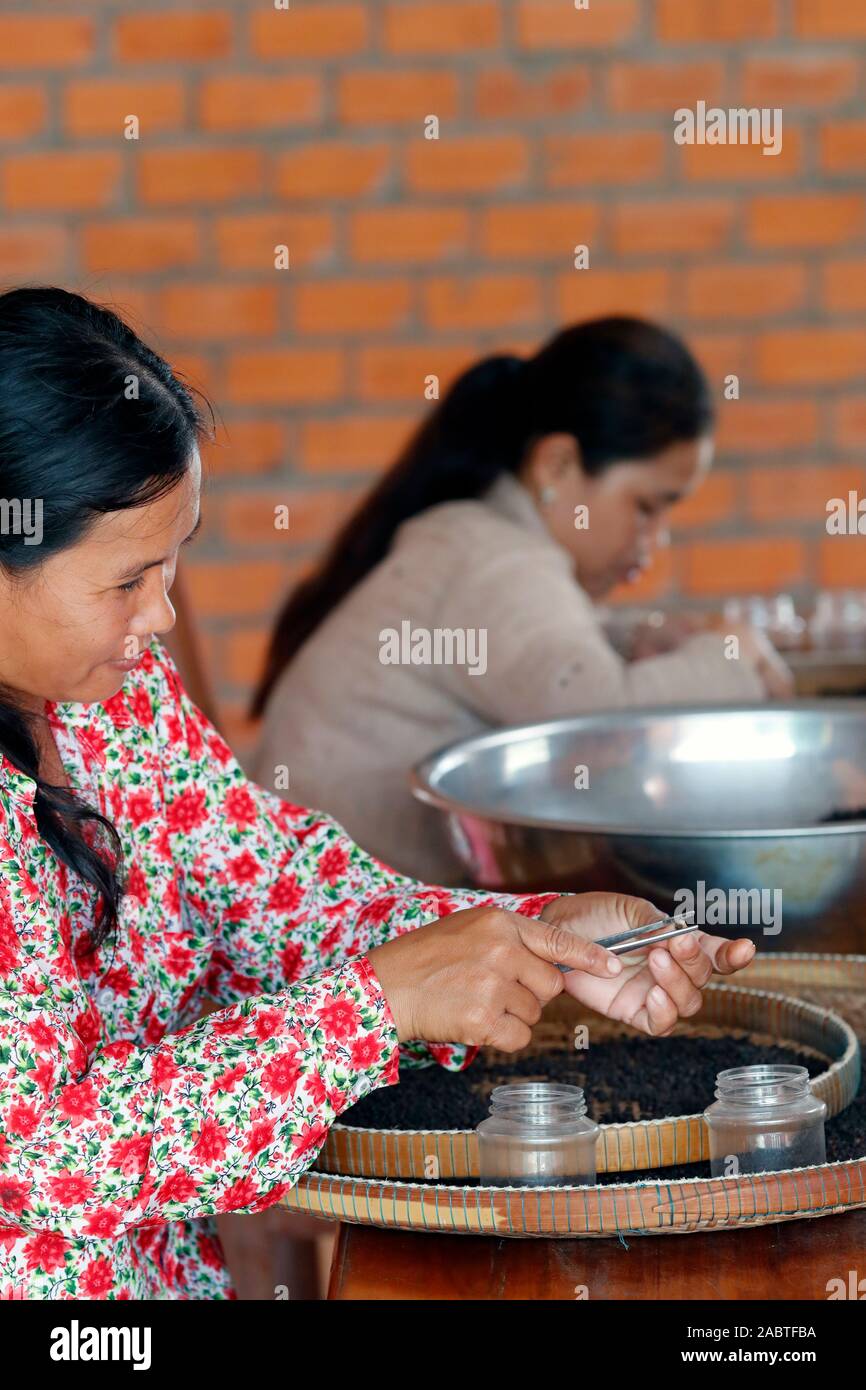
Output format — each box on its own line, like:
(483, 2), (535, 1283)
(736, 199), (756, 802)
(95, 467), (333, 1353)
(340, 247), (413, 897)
(0, 641), (557, 1300)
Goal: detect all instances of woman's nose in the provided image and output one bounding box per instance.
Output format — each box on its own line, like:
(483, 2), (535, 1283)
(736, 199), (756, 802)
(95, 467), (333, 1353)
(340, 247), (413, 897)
(137, 584), (176, 639)
(654, 522), (671, 549)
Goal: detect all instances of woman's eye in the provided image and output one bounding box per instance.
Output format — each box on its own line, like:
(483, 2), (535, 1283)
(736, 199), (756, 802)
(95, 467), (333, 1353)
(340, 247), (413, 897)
(118, 575), (145, 594)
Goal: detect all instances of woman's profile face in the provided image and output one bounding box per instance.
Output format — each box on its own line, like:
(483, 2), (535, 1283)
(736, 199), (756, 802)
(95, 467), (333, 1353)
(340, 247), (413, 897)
(526, 433), (714, 600)
(0, 449), (201, 710)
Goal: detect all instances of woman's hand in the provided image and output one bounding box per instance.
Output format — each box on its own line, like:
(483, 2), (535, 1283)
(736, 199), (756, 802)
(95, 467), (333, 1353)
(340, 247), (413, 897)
(367, 903), (624, 1053)
(366, 891), (757, 1053)
(707, 618), (795, 700)
(538, 892), (757, 1036)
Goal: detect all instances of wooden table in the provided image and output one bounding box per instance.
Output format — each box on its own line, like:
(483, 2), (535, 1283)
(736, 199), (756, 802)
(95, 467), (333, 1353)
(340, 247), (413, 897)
(327, 1206), (866, 1300)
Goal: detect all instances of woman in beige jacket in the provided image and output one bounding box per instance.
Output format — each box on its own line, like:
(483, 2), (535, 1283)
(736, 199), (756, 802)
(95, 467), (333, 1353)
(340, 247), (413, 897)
(249, 317), (792, 884)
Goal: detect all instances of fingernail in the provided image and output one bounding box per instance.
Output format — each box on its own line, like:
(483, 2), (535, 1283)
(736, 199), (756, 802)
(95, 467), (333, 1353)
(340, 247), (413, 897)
(652, 949), (672, 970)
(650, 986), (667, 1005)
(606, 953), (622, 974)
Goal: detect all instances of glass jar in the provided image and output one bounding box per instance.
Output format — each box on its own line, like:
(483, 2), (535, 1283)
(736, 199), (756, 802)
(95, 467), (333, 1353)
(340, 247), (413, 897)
(476, 1082), (600, 1186)
(703, 1065), (827, 1178)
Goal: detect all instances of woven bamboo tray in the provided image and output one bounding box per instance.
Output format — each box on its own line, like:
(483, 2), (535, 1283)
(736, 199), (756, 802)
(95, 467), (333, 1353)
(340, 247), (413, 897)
(280, 953), (866, 1236)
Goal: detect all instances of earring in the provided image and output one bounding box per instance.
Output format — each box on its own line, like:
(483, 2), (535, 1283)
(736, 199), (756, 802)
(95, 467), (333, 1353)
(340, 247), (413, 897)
(539, 485), (557, 504)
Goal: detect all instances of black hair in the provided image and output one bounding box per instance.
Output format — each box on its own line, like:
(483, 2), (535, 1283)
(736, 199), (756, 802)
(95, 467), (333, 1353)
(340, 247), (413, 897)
(251, 315), (713, 716)
(0, 285), (214, 957)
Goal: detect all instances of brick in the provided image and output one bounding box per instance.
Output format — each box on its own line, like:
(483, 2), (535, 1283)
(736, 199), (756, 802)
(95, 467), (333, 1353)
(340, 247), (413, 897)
(742, 57), (858, 108)
(546, 132), (666, 187)
(0, 224), (68, 279)
(358, 345), (476, 401)
(422, 274), (541, 329)
(82, 217), (201, 274)
(657, 0), (779, 41)
(475, 66), (591, 120)
(167, 348), (219, 399)
(338, 71), (459, 125)
(481, 202), (600, 260)
(516, 0), (639, 49)
(682, 538), (804, 597)
(202, 420), (288, 478)
(404, 136), (529, 194)
(683, 264), (807, 320)
(671, 472), (737, 529)
(198, 75), (321, 131)
(97, 285), (160, 336)
(299, 415), (417, 474)
(114, 11), (232, 62)
(184, 559), (289, 619)
(294, 279), (412, 335)
(612, 199), (734, 256)
(747, 465), (866, 522)
(223, 627), (271, 689)
(159, 284), (278, 341)
(833, 397), (866, 448)
(0, 16), (93, 67)
(794, 0), (866, 38)
(226, 349), (344, 405)
(383, 2), (501, 53)
(0, 85), (46, 140)
(822, 259), (866, 312)
(351, 208), (470, 264)
(250, 6), (369, 59)
(139, 148), (263, 206)
(748, 194), (864, 248)
(715, 399), (819, 453)
(64, 79), (186, 138)
(690, 333), (751, 388)
(818, 538), (866, 588)
(606, 62), (724, 114)
(821, 122), (866, 174)
(216, 213), (335, 270)
(1, 152), (121, 211)
(756, 329), (866, 385)
(219, 487), (363, 547)
(275, 143), (391, 200)
(679, 131), (802, 182)
(555, 268), (672, 320)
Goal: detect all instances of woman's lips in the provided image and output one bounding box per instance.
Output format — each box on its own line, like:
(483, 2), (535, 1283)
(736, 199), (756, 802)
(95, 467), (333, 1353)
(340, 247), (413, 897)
(106, 656), (142, 671)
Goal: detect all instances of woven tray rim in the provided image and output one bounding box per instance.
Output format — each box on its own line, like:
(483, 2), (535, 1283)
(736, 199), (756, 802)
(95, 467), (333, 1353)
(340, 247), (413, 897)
(325, 980), (860, 1165)
(283, 953), (866, 1234)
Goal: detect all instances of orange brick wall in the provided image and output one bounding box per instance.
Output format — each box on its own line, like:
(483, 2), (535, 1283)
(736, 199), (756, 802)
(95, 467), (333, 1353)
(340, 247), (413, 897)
(1, 1), (865, 745)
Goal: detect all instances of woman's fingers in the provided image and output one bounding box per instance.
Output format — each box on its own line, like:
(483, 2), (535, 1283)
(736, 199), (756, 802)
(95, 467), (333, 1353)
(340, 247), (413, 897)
(519, 913), (624, 979)
(502, 978), (546, 1029)
(695, 932), (757, 974)
(646, 947), (705, 1018)
(640, 983), (679, 1036)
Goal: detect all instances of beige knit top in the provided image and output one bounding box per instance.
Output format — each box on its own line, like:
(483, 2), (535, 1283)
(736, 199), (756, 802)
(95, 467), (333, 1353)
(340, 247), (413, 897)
(248, 472), (766, 885)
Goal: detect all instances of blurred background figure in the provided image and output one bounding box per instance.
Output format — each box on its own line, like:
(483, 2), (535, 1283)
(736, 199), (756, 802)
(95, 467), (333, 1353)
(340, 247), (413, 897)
(250, 316), (792, 884)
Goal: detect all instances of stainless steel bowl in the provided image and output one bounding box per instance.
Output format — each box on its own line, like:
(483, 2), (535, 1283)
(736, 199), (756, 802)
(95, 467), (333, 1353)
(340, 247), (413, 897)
(410, 702), (866, 952)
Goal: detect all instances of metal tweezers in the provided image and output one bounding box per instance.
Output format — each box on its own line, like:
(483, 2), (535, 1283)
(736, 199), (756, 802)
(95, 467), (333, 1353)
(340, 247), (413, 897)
(555, 908), (698, 973)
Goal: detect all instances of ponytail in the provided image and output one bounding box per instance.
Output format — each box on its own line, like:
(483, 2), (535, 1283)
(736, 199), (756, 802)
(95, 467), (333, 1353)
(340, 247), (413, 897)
(250, 354), (529, 716)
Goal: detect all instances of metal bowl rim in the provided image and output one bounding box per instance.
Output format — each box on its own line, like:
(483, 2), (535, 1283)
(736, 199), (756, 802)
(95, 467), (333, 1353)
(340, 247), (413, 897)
(409, 699), (866, 841)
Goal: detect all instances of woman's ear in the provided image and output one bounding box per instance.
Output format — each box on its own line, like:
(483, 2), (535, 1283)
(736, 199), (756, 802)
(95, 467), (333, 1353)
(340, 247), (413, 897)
(521, 432), (583, 493)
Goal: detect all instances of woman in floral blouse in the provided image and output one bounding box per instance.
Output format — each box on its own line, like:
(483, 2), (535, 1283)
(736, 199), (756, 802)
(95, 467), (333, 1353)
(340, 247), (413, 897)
(0, 288), (757, 1300)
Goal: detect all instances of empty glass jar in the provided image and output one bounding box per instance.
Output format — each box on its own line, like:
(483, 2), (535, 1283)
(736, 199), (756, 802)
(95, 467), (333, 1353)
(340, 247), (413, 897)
(703, 1064), (827, 1178)
(476, 1082), (600, 1186)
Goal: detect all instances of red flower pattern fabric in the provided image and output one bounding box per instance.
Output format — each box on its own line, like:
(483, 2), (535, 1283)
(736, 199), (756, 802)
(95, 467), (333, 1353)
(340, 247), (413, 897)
(0, 641), (556, 1299)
